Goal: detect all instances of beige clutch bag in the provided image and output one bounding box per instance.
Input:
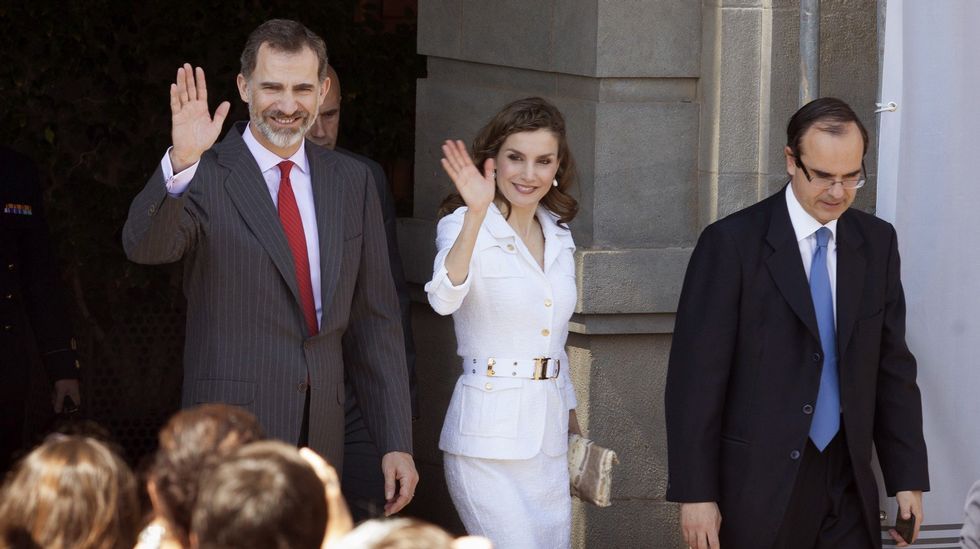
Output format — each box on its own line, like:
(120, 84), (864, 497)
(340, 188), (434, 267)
(568, 433), (619, 507)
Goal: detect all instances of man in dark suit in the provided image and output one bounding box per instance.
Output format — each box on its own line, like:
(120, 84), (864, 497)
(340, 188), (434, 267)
(122, 19), (418, 515)
(307, 64), (418, 521)
(1, 146), (82, 471)
(665, 98), (929, 548)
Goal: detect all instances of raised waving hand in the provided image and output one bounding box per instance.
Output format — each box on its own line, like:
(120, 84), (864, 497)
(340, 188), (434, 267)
(440, 140), (495, 214)
(169, 64), (231, 172)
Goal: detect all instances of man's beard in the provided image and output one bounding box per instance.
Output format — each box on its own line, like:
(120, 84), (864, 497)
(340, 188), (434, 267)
(249, 99), (317, 149)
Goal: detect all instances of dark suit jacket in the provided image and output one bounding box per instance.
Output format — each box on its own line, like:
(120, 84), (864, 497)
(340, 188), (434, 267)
(335, 147), (417, 418)
(1, 146), (79, 468)
(122, 124), (412, 470)
(0, 146), (79, 386)
(665, 188), (929, 548)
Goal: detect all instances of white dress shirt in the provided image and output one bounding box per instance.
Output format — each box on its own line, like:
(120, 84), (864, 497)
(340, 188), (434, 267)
(425, 204), (578, 459)
(159, 126), (322, 326)
(785, 185), (838, 323)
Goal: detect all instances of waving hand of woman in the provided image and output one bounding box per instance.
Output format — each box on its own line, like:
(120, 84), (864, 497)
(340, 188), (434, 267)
(439, 140), (496, 285)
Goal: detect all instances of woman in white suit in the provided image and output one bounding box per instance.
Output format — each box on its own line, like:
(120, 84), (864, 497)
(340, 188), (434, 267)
(425, 97), (582, 549)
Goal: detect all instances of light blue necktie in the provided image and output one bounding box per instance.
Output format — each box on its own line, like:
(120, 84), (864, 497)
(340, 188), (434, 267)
(809, 227), (840, 451)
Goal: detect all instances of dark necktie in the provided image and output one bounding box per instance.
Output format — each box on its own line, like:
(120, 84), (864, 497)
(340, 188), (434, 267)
(809, 227), (840, 451)
(277, 160), (318, 337)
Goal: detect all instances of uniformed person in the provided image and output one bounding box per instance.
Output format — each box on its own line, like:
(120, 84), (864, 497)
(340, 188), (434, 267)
(1, 145), (81, 471)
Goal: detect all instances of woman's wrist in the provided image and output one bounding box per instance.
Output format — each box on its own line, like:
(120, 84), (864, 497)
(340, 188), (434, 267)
(464, 205), (489, 221)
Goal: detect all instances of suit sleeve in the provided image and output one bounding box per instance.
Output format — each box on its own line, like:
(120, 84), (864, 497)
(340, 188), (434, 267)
(17, 156), (79, 382)
(343, 170), (413, 455)
(873, 226), (929, 494)
(372, 166), (419, 419)
(665, 223), (741, 503)
(122, 158), (204, 264)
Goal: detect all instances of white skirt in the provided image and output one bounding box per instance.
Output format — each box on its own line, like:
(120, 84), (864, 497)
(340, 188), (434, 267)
(444, 451), (571, 549)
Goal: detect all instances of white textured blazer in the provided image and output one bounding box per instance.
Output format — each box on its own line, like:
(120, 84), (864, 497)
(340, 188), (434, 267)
(425, 204), (578, 460)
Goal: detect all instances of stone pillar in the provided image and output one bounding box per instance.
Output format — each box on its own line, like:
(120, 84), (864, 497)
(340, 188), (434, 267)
(405, 1), (877, 547)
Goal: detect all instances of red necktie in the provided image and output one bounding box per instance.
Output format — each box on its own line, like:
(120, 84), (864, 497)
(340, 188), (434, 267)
(277, 160), (318, 337)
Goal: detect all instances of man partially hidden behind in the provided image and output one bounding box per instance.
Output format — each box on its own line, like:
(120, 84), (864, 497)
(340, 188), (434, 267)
(123, 19), (417, 514)
(307, 65), (418, 521)
(1, 146), (82, 472)
(665, 98), (929, 548)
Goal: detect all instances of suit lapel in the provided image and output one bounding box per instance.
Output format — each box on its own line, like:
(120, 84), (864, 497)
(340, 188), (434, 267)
(218, 126), (302, 307)
(308, 142), (342, 316)
(764, 194), (821, 343)
(835, 211), (866, 357)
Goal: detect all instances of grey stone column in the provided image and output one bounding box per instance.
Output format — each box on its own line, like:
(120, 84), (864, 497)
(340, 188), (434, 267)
(404, 1), (877, 547)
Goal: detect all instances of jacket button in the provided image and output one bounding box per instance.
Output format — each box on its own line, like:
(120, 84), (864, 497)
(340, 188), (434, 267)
(506, 244), (515, 251)
(802, 404), (814, 415)
(544, 299), (552, 307)
(790, 450), (801, 460)
(484, 383), (492, 391)
(2, 324), (12, 331)
(297, 382), (308, 393)
(148, 204), (156, 215)
(4, 293), (12, 300)
(541, 329), (550, 337)
(6, 264), (14, 272)
(812, 352), (821, 362)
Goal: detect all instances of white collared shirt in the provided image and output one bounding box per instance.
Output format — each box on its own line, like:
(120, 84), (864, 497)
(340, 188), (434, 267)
(785, 185), (837, 323)
(159, 126), (322, 326)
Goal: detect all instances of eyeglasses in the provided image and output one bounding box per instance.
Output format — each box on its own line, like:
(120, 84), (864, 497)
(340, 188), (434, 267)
(795, 157), (867, 189)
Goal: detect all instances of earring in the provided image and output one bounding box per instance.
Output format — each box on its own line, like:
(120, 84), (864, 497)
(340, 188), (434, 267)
(552, 178), (559, 188)
(493, 169), (497, 181)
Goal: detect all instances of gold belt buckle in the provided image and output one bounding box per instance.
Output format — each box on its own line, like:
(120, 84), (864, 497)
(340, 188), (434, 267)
(533, 357), (550, 380)
(486, 358), (496, 377)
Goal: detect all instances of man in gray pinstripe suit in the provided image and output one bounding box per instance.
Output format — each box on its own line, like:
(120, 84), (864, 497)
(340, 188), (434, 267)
(122, 19), (418, 515)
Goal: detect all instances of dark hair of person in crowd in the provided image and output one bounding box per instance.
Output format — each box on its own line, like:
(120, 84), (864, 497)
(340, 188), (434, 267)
(786, 97), (870, 161)
(239, 18), (329, 82)
(191, 441), (327, 549)
(439, 96), (579, 225)
(0, 435), (140, 549)
(147, 404), (264, 546)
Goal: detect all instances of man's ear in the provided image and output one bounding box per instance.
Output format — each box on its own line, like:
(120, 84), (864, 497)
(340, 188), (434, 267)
(319, 77), (331, 103)
(784, 145), (797, 177)
(237, 74), (249, 103)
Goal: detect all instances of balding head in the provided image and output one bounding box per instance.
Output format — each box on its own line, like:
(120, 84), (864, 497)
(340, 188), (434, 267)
(307, 65), (341, 149)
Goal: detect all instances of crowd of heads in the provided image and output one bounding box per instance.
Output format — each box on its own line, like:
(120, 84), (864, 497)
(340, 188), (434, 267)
(0, 404), (487, 549)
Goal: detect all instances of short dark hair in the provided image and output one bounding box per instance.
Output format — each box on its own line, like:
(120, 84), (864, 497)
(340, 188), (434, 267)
(786, 97), (869, 160)
(439, 96), (579, 225)
(240, 19), (329, 82)
(150, 404), (264, 545)
(192, 441), (327, 549)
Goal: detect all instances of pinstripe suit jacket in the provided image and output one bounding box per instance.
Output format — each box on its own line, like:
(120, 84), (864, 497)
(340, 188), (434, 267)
(122, 124), (412, 470)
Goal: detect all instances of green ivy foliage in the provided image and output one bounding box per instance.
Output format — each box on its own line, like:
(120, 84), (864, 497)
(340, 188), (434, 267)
(0, 0), (422, 350)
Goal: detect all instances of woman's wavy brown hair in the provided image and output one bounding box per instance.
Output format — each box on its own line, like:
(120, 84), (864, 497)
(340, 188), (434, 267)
(439, 97), (579, 225)
(0, 435), (140, 549)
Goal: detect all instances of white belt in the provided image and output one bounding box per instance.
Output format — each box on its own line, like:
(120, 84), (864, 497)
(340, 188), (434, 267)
(462, 356), (560, 380)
